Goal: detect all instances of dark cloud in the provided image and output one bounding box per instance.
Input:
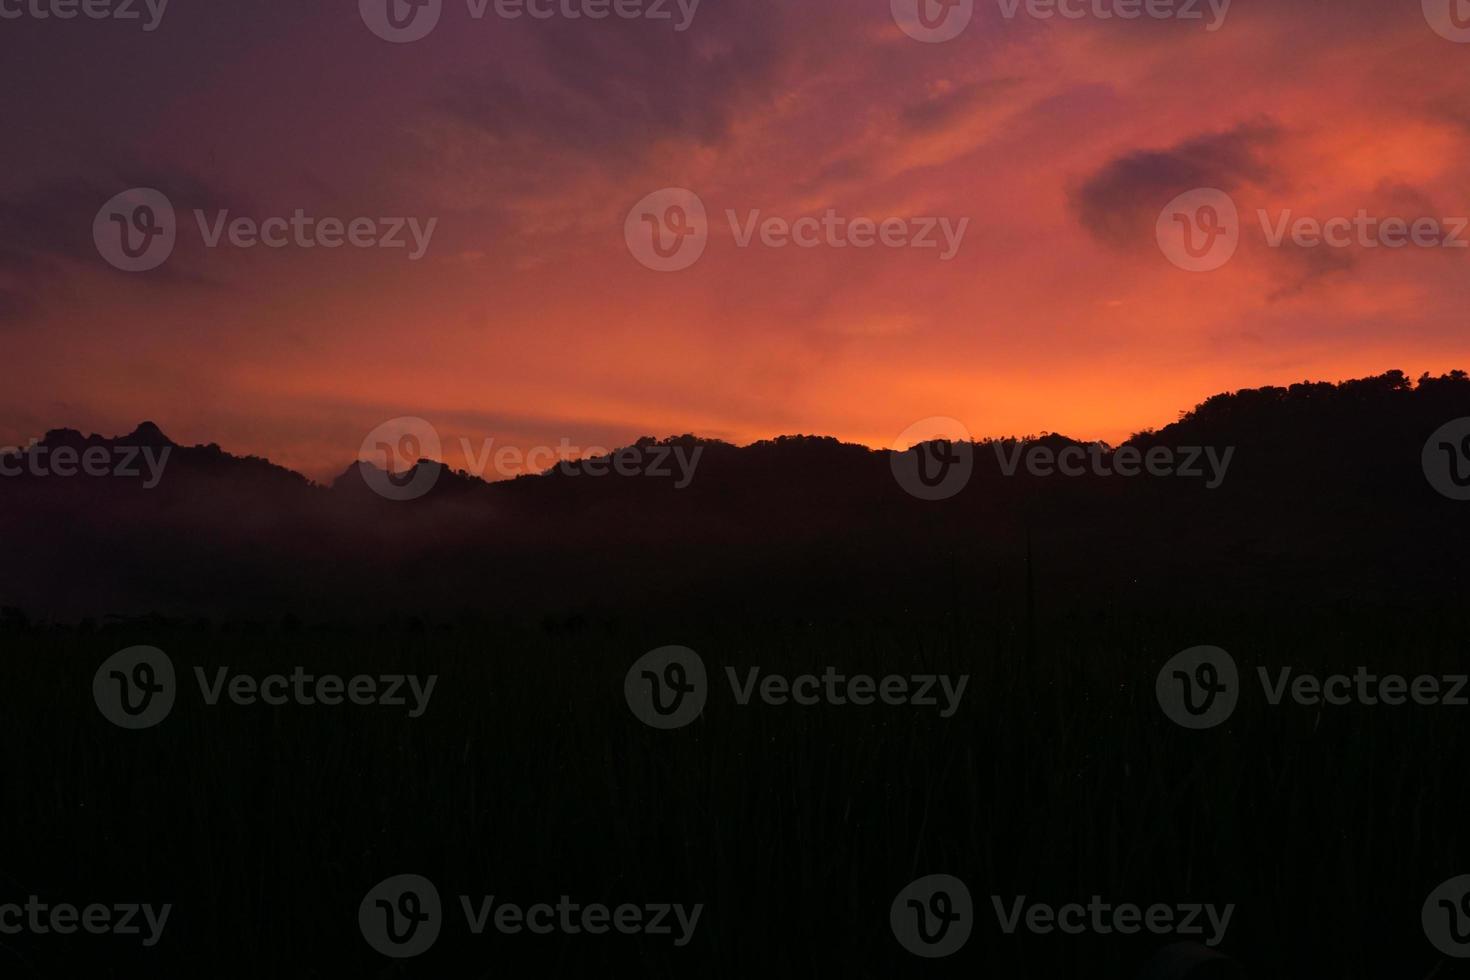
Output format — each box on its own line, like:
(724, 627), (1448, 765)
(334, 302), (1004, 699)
(0, 166), (226, 321)
(439, 0), (796, 166)
(900, 78), (1018, 134)
(1263, 179), (1464, 300)
(0, 288), (37, 326)
(1370, 179), (1446, 220)
(1264, 243), (1357, 301)
(790, 155), (873, 198)
(1070, 119), (1281, 245)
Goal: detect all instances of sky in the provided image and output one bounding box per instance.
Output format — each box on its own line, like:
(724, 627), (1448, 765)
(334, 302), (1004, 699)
(2, 0), (1469, 481)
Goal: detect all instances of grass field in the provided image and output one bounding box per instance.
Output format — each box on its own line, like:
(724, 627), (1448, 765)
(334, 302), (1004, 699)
(1, 594), (1466, 978)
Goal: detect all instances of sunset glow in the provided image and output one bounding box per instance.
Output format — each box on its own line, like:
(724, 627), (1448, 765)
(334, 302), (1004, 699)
(3, 0), (1468, 480)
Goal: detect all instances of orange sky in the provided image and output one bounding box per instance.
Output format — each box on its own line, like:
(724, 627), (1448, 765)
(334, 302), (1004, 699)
(2, 0), (1468, 480)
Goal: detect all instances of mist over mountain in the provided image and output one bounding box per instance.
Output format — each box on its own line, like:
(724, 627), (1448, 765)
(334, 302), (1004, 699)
(3, 370), (1467, 624)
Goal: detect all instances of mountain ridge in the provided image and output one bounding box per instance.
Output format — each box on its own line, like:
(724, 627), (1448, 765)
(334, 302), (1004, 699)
(12, 369), (1465, 492)
(2, 369), (1467, 623)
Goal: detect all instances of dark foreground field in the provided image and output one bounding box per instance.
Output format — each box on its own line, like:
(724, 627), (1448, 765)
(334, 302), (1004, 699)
(4, 373), (1470, 977)
(2, 596), (1468, 978)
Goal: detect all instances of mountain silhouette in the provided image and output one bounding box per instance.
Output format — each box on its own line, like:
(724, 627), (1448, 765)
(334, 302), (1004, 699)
(2, 370), (1467, 623)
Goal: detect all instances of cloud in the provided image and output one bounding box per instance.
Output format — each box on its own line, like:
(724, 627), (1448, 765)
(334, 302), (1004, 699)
(1259, 179), (1470, 300)
(900, 78), (1020, 135)
(0, 166), (228, 321)
(0, 288), (36, 326)
(438, 0), (793, 166)
(1071, 119), (1282, 246)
